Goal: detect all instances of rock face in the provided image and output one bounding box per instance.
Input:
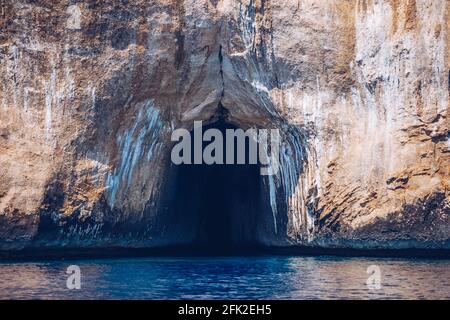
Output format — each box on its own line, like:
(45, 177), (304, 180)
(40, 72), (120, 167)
(0, 0), (449, 251)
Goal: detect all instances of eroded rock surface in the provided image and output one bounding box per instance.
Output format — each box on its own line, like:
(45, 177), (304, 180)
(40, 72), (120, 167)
(0, 0), (449, 251)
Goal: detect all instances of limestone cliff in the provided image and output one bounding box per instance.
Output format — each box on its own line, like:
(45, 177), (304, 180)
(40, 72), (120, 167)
(0, 0), (449, 251)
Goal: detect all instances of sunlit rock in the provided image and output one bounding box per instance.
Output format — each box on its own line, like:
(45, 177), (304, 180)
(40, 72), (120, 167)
(0, 0), (448, 251)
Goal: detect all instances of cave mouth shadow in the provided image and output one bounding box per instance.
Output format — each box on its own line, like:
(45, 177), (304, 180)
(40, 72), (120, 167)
(164, 119), (274, 253)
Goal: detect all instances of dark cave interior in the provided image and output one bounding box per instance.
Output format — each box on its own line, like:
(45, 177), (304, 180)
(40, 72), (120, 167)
(164, 119), (274, 252)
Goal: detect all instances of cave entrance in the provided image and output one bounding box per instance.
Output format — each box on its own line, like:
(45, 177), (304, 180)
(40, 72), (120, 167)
(166, 119), (273, 252)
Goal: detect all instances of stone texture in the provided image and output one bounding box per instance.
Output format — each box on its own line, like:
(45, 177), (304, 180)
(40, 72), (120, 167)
(0, 0), (449, 251)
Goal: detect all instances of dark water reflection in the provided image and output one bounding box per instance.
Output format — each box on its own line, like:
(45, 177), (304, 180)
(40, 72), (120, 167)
(0, 256), (449, 299)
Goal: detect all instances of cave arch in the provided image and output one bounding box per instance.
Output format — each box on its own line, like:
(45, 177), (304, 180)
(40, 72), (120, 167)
(160, 118), (281, 252)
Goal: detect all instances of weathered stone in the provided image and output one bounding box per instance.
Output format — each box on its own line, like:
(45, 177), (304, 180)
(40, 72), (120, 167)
(0, 0), (448, 251)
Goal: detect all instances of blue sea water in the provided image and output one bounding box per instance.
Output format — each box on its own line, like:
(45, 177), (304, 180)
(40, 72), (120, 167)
(0, 255), (449, 299)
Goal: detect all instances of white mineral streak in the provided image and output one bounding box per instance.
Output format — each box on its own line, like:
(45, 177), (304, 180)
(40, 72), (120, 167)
(91, 86), (96, 110)
(267, 170), (278, 234)
(23, 87), (29, 113)
(353, 0), (448, 181)
(1, 85), (6, 110)
(66, 5), (82, 30)
(258, 130), (280, 234)
(264, 82), (329, 241)
(65, 67), (76, 99)
(44, 81), (52, 141)
(106, 100), (163, 207)
(42, 56), (61, 142)
(10, 45), (19, 109)
(417, 1), (448, 115)
(237, 1), (255, 52)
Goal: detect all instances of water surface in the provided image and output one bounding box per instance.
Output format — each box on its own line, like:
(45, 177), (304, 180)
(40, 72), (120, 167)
(0, 256), (449, 299)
